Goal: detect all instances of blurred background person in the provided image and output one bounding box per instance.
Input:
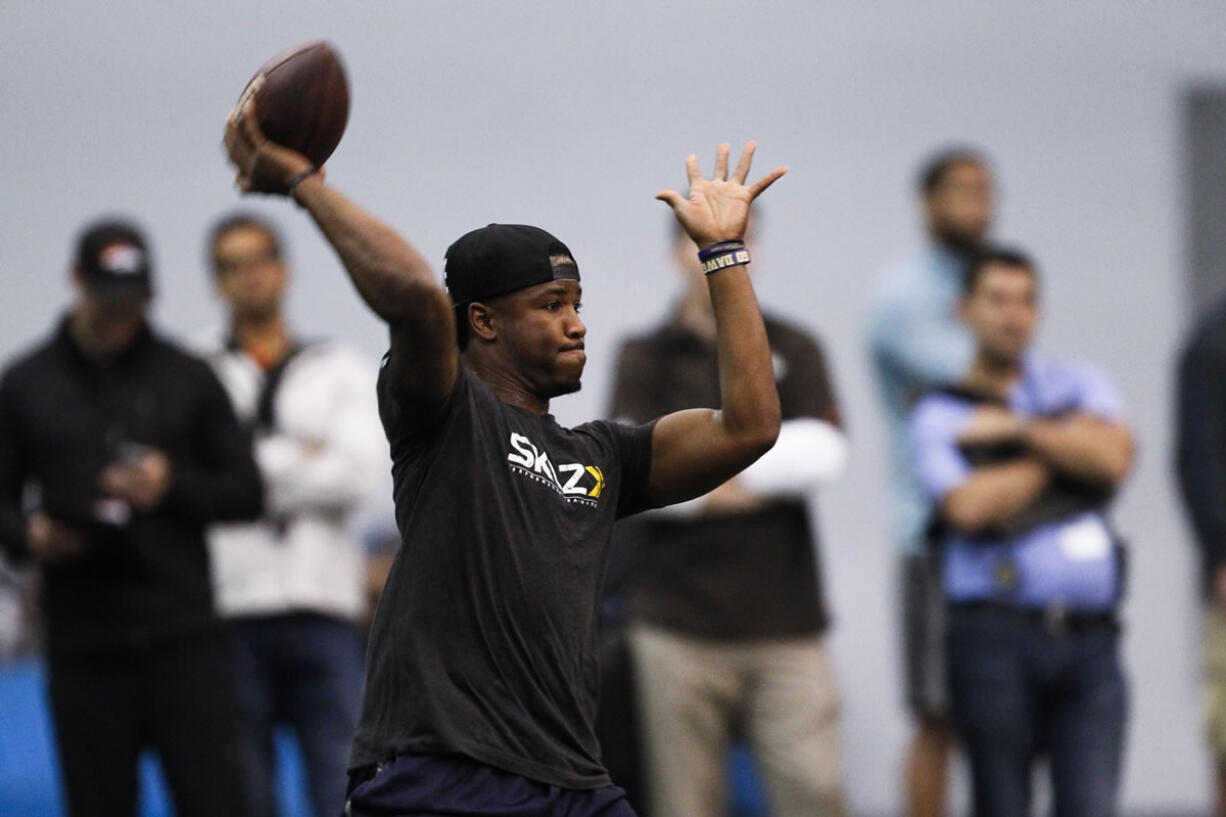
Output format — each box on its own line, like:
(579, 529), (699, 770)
(1175, 294), (1226, 817)
(199, 212), (386, 817)
(910, 248), (1133, 817)
(0, 218), (262, 817)
(605, 219), (850, 817)
(866, 147), (994, 817)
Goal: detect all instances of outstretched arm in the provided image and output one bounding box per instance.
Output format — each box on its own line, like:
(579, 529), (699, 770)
(648, 143), (785, 506)
(223, 93), (456, 409)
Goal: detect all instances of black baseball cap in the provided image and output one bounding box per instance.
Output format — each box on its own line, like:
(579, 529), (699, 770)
(75, 218), (154, 302)
(444, 224), (579, 305)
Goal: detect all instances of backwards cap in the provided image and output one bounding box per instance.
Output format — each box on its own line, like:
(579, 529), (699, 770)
(444, 224), (578, 305)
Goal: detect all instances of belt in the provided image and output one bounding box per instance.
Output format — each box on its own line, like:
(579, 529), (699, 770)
(950, 600), (1119, 636)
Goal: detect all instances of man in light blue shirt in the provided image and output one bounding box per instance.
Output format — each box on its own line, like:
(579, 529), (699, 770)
(866, 148), (991, 817)
(909, 248), (1133, 817)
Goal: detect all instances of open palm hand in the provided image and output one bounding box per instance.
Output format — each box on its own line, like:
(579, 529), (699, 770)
(656, 142), (786, 247)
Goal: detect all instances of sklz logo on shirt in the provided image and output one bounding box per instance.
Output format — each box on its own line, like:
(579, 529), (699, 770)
(506, 433), (605, 507)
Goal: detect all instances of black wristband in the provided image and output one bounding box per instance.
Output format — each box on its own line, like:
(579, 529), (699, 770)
(697, 240), (751, 275)
(287, 169), (318, 205)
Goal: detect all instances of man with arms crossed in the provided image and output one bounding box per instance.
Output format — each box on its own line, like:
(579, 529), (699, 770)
(909, 249), (1133, 817)
(224, 96), (784, 817)
(200, 212), (386, 817)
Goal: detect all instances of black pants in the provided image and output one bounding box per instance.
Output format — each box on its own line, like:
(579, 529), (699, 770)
(47, 628), (255, 817)
(593, 622), (649, 816)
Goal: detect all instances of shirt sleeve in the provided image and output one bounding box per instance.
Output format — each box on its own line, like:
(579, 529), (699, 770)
(163, 360), (264, 523)
(737, 418), (848, 494)
(257, 353), (386, 515)
(869, 294), (974, 391)
(908, 396), (973, 502)
(378, 355), (468, 450)
(0, 373), (30, 562)
(606, 419), (657, 519)
(1069, 362), (1126, 421)
(1177, 328), (1226, 569)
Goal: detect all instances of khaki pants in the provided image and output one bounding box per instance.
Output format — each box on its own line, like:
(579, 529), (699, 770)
(1205, 606), (1226, 762)
(629, 624), (847, 817)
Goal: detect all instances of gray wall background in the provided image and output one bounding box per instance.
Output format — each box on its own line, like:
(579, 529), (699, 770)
(2, 1), (1222, 812)
(1186, 87), (1226, 314)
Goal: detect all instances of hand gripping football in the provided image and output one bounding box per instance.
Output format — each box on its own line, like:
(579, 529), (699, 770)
(237, 40), (350, 167)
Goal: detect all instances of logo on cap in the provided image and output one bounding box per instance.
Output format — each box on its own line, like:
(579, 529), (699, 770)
(98, 242), (146, 276)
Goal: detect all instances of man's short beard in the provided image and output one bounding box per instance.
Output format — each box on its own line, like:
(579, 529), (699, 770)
(236, 302), (280, 323)
(933, 225), (986, 255)
(981, 345), (1024, 373)
(549, 378), (583, 397)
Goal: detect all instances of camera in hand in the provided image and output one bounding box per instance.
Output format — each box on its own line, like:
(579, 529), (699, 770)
(94, 439), (154, 526)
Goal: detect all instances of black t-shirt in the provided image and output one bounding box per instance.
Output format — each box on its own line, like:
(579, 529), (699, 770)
(350, 364), (655, 789)
(608, 313), (840, 640)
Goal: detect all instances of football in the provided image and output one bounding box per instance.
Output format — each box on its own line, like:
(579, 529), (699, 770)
(237, 41), (350, 167)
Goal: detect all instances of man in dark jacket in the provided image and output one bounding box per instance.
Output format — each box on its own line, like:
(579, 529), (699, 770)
(0, 218), (264, 817)
(1176, 296), (1226, 817)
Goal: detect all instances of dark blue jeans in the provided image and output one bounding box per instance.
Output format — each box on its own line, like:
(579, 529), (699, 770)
(231, 612), (365, 817)
(946, 605), (1127, 817)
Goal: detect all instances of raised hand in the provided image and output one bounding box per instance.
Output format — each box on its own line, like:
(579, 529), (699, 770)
(223, 80), (317, 196)
(655, 142), (786, 248)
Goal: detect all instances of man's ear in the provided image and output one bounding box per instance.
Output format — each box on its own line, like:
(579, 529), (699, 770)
(69, 266), (90, 299)
(469, 301), (497, 343)
(956, 296), (972, 325)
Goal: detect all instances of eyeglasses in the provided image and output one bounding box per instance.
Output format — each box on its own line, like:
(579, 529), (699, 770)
(214, 250), (279, 274)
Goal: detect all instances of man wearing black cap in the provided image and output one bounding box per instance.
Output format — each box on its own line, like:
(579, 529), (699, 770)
(0, 218), (263, 817)
(226, 97), (785, 817)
